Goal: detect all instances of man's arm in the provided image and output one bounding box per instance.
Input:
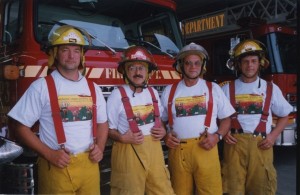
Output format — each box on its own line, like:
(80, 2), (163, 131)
(200, 117), (231, 150)
(95, 122), (109, 152)
(258, 115), (289, 149)
(108, 128), (144, 144)
(89, 121), (109, 163)
(14, 120), (70, 168)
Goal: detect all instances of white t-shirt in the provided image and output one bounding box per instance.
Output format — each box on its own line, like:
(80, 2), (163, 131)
(161, 79), (235, 139)
(221, 77), (293, 134)
(107, 85), (162, 135)
(8, 70), (107, 154)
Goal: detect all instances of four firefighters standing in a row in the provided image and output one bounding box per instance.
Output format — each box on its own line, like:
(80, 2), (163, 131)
(8, 25), (292, 195)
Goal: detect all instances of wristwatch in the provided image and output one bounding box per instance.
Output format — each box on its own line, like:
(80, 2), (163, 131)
(215, 132), (223, 141)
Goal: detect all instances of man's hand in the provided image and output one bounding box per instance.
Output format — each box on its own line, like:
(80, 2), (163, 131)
(151, 126), (166, 141)
(199, 131), (219, 150)
(258, 133), (276, 150)
(89, 143), (104, 163)
(47, 148), (71, 169)
(121, 129), (144, 144)
(223, 131), (238, 145)
(164, 131), (180, 149)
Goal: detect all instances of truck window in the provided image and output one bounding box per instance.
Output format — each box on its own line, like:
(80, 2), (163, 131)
(35, 0), (182, 54)
(259, 33), (297, 74)
(3, 0), (23, 43)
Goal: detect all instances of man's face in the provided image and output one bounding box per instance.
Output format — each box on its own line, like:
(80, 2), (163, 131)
(56, 45), (81, 71)
(239, 55), (260, 79)
(183, 54), (202, 79)
(125, 61), (148, 86)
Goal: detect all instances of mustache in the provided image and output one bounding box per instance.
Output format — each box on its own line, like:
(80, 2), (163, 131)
(133, 74), (143, 78)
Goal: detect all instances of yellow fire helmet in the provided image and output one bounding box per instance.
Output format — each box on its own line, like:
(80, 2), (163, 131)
(173, 42), (209, 76)
(226, 39), (269, 71)
(47, 25), (89, 70)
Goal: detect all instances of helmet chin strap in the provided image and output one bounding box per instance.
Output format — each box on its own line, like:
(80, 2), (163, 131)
(124, 74), (148, 97)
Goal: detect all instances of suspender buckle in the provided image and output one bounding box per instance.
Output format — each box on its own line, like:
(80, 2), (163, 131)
(60, 144), (65, 149)
(253, 131), (267, 139)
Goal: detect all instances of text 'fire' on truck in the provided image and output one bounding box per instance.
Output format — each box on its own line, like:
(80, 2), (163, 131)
(181, 0), (297, 146)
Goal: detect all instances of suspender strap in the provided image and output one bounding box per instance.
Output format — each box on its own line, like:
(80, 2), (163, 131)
(118, 87), (140, 133)
(229, 81), (243, 130)
(45, 75), (66, 146)
(147, 87), (161, 128)
(204, 81), (213, 129)
(167, 82), (179, 129)
(253, 82), (273, 138)
(87, 80), (97, 140)
(45, 75), (97, 146)
(167, 81), (213, 130)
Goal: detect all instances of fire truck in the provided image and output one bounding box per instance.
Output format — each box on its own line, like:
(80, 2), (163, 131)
(181, 0), (297, 146)
(0, 0), (182, 193)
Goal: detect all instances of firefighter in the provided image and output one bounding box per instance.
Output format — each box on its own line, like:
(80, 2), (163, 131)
(8, 25), (108, 194)
(107, 46), (175, 195)
(221, 39), (293, 195)
(160, 42), (235, 195)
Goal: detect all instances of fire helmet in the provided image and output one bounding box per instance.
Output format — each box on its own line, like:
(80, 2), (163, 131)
(117, 46), (158, 89)
(173, 42), (209, 75)
(47, 25), (87, 68)
(117, 46), (157, 75)
(226, 39), (269, 70)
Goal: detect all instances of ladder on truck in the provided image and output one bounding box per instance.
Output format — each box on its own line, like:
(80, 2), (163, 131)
(182, 0), (297, 38)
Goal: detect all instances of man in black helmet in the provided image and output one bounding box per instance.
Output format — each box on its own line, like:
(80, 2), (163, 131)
(161, 42), (235, 195)
(107, 46), (175, 195)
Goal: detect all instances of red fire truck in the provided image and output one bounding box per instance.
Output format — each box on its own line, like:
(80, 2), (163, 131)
(0, 0), (182, 193)
(181, 0), (297, 146)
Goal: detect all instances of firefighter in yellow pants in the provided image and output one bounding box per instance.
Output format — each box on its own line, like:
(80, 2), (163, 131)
(161, 43), (235, 195)
(221, 39), (292, 195)
(107, 46), (175, 195)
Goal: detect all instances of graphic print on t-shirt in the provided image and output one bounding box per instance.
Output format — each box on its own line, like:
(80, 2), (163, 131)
(175, 95), (206, 117)
(132, 104), (154, 126)
(58, 95), (93, 122)
(235, 94), (263, 114)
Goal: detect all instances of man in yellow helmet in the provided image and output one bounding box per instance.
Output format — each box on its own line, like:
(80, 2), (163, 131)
(161, 42), (235, 195)
(107, 46), (175, 195)
(8, 25), (108, 194)
(221, 39), (293, 195)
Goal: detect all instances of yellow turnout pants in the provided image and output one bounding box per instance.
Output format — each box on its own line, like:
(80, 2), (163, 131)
(222, 134), (277, 195)
(38, 152), (100, 195)
(168, 137), (222, 195)
(110, 135), (175, 195)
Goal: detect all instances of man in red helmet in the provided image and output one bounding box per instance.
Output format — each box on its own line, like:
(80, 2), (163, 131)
(107, 46), (175, 195)
(161, 42), (235, 195)
(221, 39), (293, 195)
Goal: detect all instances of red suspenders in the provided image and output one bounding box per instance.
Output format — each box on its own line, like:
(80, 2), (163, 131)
(119, 86), (161, 133)
(167, 81), (213, 131)
(45, 75), (97, 148)
(229, 81), (273, 138)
